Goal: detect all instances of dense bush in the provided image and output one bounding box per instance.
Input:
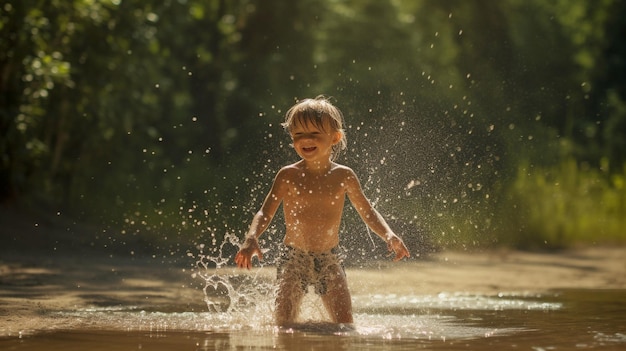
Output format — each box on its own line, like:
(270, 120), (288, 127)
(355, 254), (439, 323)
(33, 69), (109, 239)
(1, 0), (624, 254)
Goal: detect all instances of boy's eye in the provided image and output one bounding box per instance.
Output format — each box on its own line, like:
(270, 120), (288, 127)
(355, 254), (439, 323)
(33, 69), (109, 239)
(291, 130), (324, 139)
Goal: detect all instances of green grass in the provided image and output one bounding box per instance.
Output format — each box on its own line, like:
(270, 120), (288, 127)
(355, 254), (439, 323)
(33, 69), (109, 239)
(503, 158), (626, 248)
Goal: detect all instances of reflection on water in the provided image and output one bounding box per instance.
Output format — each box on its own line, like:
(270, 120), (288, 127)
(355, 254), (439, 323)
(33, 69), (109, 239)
(1, 289), (624, 350)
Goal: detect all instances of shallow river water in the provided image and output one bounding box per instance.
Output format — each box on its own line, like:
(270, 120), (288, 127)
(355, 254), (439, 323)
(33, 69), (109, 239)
(0, 249), (624, 351)
(1, 272), (625, 350)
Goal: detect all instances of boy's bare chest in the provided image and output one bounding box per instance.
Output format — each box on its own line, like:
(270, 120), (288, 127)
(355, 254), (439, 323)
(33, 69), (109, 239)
(285, 176), (345, 206)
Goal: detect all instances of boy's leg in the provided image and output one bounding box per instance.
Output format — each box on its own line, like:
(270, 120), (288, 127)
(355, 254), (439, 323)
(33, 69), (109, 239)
(321, 265), (353, 324)
(275, 276), (305, 326)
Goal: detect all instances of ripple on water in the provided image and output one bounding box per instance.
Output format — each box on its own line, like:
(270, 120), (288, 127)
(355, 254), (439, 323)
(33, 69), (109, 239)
(49, 291), (550, 340)
(353, 292), (563, 312)
(5, 290), (625, 350)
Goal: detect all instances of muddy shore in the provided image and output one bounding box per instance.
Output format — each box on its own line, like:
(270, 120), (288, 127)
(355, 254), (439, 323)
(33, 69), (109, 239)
(0, 207), (624, 337)
(1, 246), (624, 337)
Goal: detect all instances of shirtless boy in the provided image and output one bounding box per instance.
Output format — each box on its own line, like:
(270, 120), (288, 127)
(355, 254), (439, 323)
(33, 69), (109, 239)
(235, 96), (410, 326)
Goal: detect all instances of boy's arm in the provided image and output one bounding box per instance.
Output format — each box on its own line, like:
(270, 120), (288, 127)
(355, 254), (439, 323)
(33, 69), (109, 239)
(344, 169), (410, 261)
(235, 169), (287, 269)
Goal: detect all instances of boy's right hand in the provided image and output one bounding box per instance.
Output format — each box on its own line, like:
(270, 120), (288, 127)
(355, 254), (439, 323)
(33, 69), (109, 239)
(387, 235), (410, 261)
(235, 237), (264, 269)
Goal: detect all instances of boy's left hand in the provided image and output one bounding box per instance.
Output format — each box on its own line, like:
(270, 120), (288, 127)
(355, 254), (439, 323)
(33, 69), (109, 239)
(387, 236), (410, 261)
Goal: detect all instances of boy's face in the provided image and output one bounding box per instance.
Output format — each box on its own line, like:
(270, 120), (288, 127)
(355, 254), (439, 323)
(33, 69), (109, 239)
(289, 119), (341, 163)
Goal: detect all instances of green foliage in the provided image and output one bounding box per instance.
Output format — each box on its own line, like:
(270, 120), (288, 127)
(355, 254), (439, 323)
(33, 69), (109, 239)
(1, 0), (625, 254)
(503, 158), (626, 248)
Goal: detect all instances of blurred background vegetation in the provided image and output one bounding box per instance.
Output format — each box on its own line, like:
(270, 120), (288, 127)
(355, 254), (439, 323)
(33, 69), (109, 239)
(1, 0), (624, 259)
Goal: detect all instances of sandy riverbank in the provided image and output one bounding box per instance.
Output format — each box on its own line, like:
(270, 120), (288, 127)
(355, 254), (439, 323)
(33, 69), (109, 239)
(0, 205), (624, 336)
(0, 246), (624, 337)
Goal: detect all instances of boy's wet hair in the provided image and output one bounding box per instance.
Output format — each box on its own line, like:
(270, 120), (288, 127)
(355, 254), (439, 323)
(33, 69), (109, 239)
(282, 95), (347, 161)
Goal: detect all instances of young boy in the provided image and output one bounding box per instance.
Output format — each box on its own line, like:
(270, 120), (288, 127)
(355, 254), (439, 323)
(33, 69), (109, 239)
(235, 96), (410, 326)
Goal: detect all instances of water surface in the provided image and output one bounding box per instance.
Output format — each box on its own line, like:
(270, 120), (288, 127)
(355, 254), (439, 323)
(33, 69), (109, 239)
(1, 249), (624, 350)
(1, 289), (624, 350)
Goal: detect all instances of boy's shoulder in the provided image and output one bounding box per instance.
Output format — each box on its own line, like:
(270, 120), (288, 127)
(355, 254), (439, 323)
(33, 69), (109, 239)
(278, 161), (303, 173)
(330, 162), (353, 172)
(274, 162), (303, 180)
(328, 163), (356, 178)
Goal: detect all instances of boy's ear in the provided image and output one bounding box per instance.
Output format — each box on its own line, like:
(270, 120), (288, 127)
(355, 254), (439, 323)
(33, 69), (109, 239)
(331, 131), (342, 145)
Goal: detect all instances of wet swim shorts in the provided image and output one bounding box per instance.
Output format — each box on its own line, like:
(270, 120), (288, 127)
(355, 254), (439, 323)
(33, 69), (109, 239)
(276, 245), (345, 295)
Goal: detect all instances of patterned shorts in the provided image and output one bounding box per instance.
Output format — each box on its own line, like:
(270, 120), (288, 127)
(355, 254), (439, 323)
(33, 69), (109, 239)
(277, 245), (345, 295)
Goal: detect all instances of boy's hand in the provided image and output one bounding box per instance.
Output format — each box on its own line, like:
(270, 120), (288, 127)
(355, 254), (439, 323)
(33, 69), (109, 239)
(235, 237), (263, 269)
(387, 236), (410, 261)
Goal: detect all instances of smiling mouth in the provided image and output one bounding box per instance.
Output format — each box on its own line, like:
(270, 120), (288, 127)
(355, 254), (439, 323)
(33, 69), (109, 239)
(302, 146), (317, 152)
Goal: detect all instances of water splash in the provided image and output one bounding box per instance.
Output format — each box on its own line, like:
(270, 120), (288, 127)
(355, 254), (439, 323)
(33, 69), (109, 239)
(190, 233), (274, 318)
(190, 233), (345, 326)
